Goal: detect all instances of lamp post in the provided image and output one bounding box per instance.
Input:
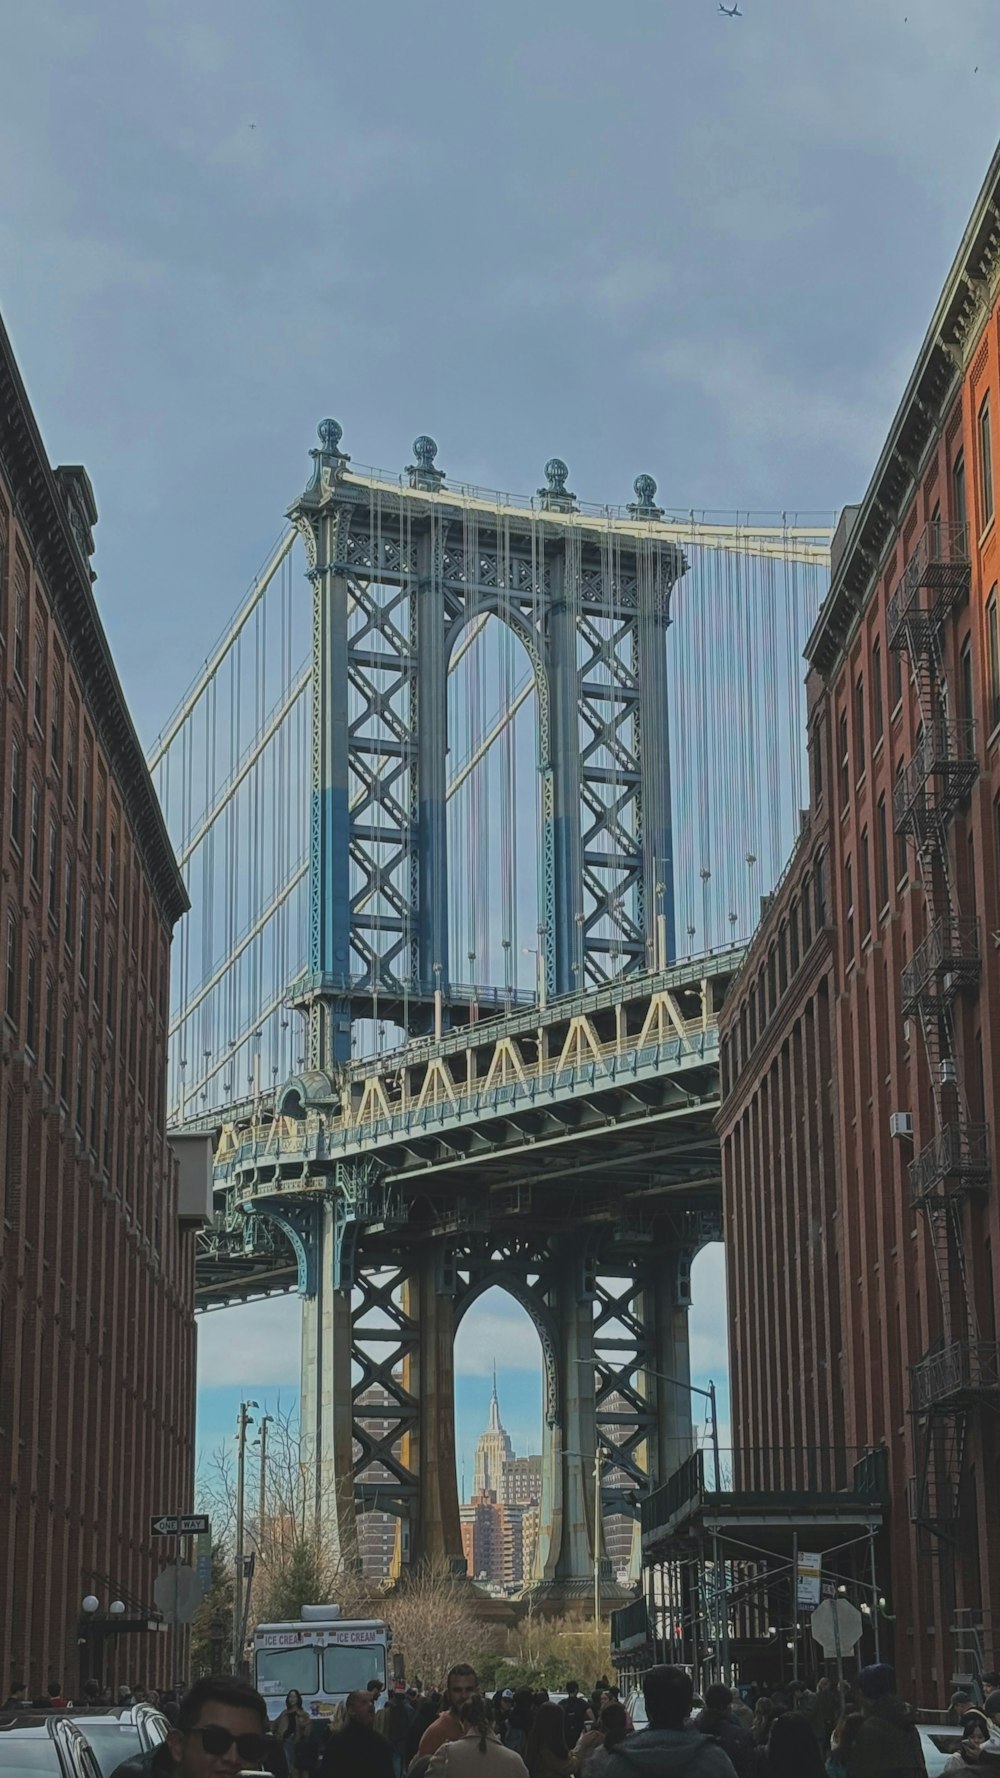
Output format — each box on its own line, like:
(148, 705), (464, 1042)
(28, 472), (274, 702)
(234, 1400), (259, 1674)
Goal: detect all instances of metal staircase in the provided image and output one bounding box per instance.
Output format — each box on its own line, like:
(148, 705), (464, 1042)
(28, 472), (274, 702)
(889, 520), (994, 1546)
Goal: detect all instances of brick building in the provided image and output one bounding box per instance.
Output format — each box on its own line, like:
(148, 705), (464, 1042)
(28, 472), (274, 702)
(0, 312), (195, 1694)
(717, 146), (1000, 1701)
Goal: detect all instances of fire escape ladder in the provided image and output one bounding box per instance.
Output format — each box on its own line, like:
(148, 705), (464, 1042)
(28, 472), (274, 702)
(891, 522), (991, 1548)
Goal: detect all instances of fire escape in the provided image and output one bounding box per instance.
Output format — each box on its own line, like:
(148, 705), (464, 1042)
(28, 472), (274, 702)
(888, 519), (998, 1545)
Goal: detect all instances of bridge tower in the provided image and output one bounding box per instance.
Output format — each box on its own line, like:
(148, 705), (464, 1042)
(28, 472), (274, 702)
(230, 422), (706, 1599)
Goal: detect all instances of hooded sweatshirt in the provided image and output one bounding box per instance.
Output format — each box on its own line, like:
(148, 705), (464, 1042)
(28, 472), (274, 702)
(602, 1727), (739, 1778)
(844, 1696), (927, 1778)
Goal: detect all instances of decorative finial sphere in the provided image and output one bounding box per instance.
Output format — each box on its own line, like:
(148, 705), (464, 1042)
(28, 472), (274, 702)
(318, 418), (343, 453)
(545, 458), (569, 491)
(413, 435), (438, 468)
(634, 473), (658, 505)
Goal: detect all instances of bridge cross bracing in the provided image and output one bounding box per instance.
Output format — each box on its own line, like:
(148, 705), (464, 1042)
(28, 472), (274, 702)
(156, 423), (832, 1601)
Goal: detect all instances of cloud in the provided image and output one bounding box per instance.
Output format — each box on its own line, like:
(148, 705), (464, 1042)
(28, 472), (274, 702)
(197, 1294), (301, 1389)
(455, 1293), (544, 1377)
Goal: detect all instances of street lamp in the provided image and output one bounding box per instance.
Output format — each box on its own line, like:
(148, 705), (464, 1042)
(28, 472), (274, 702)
(234, 1401), (259, 1673)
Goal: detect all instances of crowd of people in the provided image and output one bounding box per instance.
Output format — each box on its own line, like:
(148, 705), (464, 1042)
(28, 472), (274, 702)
(6, 1657), (996, 1778)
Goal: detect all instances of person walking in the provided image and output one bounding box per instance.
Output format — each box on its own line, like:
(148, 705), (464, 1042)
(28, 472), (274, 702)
(526, 1704), (575, 1778)
(274, 1693), (311, 1764)
(693, 1688), (754, 1778)
(601, 1668), (738, 1778)
(419, 1671), (481, 1760)
(319, 1690), (394, 1778)
(757, 1715), (824, 1778)
(427, 1694), (528, 1778)
(843, 1666), (926, 1778)
(562, 1689), (592, 1749)
(578, 1704), (630, 1778)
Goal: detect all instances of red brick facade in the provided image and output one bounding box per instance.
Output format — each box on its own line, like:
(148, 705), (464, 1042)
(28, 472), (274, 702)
(718, 148), (1000, 1703)
(0, 313), (194, 1696)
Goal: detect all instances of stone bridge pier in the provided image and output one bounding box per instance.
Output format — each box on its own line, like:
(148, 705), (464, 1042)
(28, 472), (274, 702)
(294, 1201), (703, 1604)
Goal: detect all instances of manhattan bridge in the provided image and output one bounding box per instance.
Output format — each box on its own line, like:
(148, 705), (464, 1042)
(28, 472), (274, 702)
(155, 421), (833, 1608)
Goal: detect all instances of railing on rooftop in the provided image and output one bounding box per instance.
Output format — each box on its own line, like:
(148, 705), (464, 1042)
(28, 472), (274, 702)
(900, 915), (980, 1014)
(887, 521), (971, 650)
(909, 1123), (991, 1207)
(911, 1340), (1000, 1413)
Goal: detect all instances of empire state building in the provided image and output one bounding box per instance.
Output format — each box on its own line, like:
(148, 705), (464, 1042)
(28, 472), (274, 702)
(473, 1369), (514, 1496)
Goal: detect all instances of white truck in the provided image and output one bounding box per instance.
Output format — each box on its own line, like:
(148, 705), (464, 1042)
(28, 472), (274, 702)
(253, 1603), (392, 1722)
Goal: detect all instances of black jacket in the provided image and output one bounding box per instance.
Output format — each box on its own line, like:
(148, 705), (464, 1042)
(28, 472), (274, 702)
(319, 1722), (395, 1778)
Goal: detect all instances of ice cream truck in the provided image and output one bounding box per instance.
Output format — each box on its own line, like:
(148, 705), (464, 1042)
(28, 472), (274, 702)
(253, 1603), (391, 1721)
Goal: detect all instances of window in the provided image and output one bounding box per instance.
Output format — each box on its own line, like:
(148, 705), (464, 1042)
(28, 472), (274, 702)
(75, 1037), (84, 1130)
(810, 719), (824, 801)
(891, 645), (903, 712)
(838, 710), (850, 808)
(968, 831), (978, 918)
(789, 900), (800, 971)
(109, 828), (118, 900)
(9, 740), (22, 848)
(43, 976), (54, 1077)
(28, 782), (40, 882)
(961, 634), (974, 723)
(92, 920), (101, 1005)
(79, 890), (88, 980)
(12, 576), (24, 681)
(872, 639), (884, 746)
(47, 819), (58, 919)
(954, 450), (967, 533)
(4, 913), (17, 1022)
(860, 827), (872, 938)
(980, 393), (994, 528)
(814, 851), (827, 926)
(102, 1085), (111, 1169)
(32, 631), (43, 727)
(81, 747), (91, 843)
(64, 859), (74, 952)
(96, 784), (106, 866)
(59, 1006), (69, 1102)
(89, 1061), (98, 1149)
(845, 858), (855, 961)
(989, 588), (1000, 733)
(895, 763), (908, 884)
(50, 672), (62, 769)
(66, 701), (78, 804)
(25, 950), (37, 1053)
(876, 795), (890, 912)
(801, 871), (812, 948)
(106, 946), (115, 1030)
(854, 674), (865, 774)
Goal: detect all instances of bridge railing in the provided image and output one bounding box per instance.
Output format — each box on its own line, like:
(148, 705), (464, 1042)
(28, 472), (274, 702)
(217, 1016), (721, 1170)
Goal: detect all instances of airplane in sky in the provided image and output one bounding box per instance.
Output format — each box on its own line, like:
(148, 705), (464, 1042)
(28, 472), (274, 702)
(718, 3), (742, 14)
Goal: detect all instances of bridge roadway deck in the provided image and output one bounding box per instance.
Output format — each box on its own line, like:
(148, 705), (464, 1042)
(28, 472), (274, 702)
(195, 945), (744, 1308)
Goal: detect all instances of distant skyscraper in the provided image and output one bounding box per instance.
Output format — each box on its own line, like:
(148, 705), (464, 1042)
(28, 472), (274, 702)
(473, 1368), (515, 1497)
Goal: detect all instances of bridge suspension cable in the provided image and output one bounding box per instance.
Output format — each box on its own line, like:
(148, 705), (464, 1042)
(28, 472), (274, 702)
(152, 455), (832, 1128)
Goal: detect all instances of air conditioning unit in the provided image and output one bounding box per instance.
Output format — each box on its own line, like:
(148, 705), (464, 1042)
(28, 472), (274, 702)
(939, 1059), (958, 1086)
(890, 1112), (913, 1138)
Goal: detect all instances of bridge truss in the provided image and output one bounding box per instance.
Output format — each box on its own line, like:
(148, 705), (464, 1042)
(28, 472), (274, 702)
(154, 424), (833, 1599)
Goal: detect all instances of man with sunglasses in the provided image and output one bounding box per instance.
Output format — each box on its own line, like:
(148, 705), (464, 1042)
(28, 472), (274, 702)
(111, 1678), (271, 1778)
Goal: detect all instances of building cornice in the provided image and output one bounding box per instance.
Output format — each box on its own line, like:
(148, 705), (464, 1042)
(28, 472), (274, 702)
(807, 146), (1000, 680)
(0, 310), (188, 927)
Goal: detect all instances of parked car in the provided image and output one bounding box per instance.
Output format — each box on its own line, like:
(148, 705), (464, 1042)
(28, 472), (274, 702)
(915, 1724), (964, 1778)
(0, 1718), (104, 1778)
(624, 1690), (648, 1729)
(68, 1709), (170, 1778)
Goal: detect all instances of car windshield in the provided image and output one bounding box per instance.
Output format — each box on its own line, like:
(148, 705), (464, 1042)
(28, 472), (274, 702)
(0, 1742), (63, 1778)
(255, 1648), (320, 1699)
(79, 1729), (143, 1777)
(321, 1647), (386, 1694)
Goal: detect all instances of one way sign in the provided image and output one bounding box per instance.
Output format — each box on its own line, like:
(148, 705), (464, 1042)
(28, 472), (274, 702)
(151, 1513), (211, 1537)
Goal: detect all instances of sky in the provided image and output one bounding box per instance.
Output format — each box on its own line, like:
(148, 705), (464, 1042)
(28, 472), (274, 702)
(3, 1), (1000, 1494)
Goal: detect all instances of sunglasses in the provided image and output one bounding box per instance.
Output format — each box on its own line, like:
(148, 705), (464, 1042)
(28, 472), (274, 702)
(190, 1728), (269, 1763)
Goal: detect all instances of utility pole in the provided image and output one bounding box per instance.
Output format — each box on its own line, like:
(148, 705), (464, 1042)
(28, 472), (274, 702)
(593, 1446), (602, 1683)
(233, 1400), (258, 1674)
(258, 1415), (272, 1560)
